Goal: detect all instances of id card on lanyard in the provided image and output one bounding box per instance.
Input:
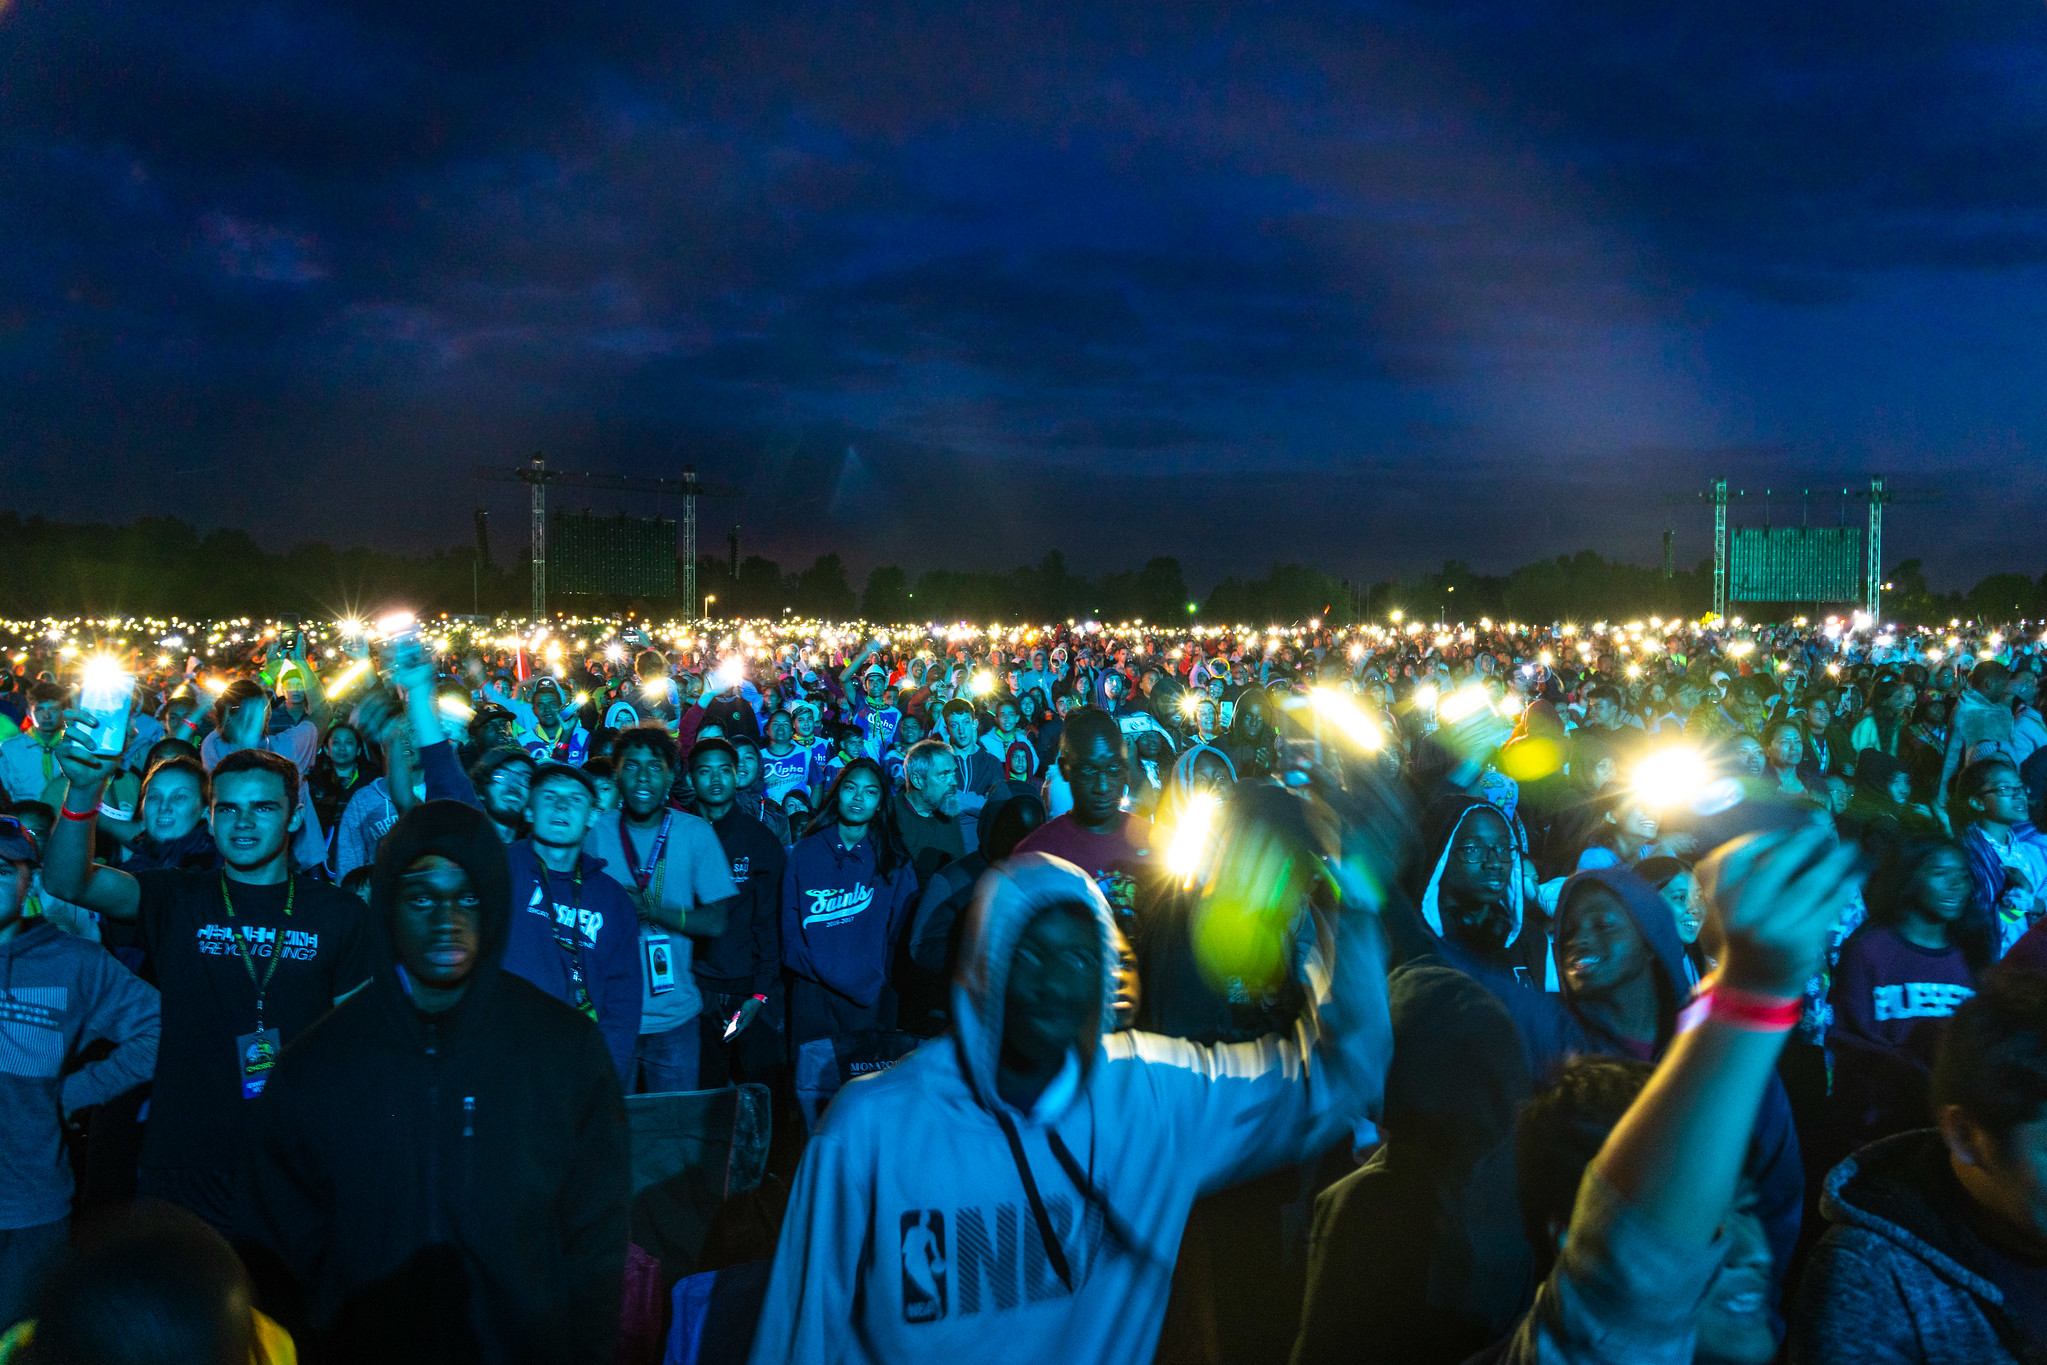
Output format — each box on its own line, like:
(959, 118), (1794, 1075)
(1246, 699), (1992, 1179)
(222, 872), (293, 1099)
(622, 815), (676, 996)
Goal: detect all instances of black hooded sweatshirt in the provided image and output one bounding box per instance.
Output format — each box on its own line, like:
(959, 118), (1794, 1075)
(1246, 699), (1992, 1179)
(238, 800), (630, 1365)
(1293, 965), (1536, 1365)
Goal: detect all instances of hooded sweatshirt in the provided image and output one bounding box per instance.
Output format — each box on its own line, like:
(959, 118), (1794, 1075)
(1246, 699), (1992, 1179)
(780, 828), (918, 1015)
(1292, 964), (1535, 1365)
(1533, 868), (1806, 1302)
(1791, 1129), (2039, 1365)
(0, 921), (160, 1229)
(747, 851), (1392, 1365)
(239, 800), (630, 1365)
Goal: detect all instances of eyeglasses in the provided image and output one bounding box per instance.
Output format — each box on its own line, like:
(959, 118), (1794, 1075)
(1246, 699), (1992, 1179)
(1979, 785), (2027, 801)
(1450, 846), (1515, 866)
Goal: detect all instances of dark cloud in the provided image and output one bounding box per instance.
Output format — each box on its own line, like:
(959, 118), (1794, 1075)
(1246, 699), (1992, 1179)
(2, 0), (2043, 592)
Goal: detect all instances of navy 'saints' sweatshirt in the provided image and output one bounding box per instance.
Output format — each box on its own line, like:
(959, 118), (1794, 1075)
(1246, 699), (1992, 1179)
(781, 830), (917, 1009)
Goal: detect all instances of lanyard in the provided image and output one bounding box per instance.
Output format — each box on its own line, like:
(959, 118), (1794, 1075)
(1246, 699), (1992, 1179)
(221, 871), (294, 1031)
(619, 814), (673, 893)
(538, 860), (596, 1019)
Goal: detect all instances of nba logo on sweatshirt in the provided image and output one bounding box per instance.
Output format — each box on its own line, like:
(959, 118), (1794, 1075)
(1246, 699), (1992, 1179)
(901, 1211), (947, 1323)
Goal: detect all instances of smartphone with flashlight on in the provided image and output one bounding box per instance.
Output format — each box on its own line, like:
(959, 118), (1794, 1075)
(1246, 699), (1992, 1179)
(76, 659), (137, 758)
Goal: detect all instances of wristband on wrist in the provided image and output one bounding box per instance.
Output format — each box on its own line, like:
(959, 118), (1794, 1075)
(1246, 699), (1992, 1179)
(59, 805), (97, 823)
(750, 993), (769, 1004)
(1678, 974), (1802, 1035)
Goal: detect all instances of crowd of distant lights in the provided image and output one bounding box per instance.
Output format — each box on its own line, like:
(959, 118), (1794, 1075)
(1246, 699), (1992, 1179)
(8, 608), (2038, 861)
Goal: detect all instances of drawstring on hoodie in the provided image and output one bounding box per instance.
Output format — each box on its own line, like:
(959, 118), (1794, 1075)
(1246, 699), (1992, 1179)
(995, 1109), (1075, 1291)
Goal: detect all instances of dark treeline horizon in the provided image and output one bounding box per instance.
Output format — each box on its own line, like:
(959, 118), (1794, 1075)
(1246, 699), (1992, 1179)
(2, 511), (2041, 630)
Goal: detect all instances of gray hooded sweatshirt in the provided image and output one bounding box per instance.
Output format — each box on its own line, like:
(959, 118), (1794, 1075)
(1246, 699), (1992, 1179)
(0, 920), (160, 1227)
(748, 850), (1391, 1365)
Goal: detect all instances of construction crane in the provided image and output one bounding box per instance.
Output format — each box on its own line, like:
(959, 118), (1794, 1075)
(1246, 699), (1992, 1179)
(1660, 476), (1940, 621)
(474, 455), (738, 621)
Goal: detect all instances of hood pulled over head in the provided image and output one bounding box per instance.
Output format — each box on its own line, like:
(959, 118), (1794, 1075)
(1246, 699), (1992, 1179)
(952, 852), (1124, 1114)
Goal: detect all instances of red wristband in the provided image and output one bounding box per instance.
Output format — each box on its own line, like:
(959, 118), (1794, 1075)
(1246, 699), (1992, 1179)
(59, 806), (97, 823)
(750, 993), (769, 1004)
(1678, 974), (1801, 1034)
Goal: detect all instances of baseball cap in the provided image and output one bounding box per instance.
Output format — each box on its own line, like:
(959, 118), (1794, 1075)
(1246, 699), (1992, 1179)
(530, 761), (599, 801)
(0, 816), (40, 866)
(531, 677), (566, 702)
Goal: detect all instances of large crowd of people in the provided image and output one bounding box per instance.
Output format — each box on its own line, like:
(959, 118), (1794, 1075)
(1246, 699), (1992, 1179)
(1, 605), (2045, 1364)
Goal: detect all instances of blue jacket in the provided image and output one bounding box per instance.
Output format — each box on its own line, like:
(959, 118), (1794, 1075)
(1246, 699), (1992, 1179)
(419, 739), (642, 1081)
(501, 842), (643, 1085)
(781, 829), (917, 1010)
(1960, 821), (2047, 957)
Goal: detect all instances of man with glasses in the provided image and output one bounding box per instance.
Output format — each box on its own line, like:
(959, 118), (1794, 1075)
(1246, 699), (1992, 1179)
(469, 746), (536, 844)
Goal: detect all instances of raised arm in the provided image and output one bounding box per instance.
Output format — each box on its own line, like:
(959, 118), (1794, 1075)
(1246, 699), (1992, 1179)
(1594, 826), (1862, 1249)
(42, 711), (144, 922)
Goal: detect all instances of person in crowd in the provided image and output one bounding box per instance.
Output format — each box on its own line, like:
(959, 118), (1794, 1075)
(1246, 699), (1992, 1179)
(584, 725), (736, 1095)
(1793, 969), (2047, 1364)
(941, 700), (1004, 852)
(1013, 707), (1155, 934)
(1954, 758), (2047, 958)
(43, 737), (372, 1232)
(0, 684), (66, 805)
(335, 704), (422, 878)
(1939, 661), (2015, 810)
(1763, 721), (1823, 805)
(1293, 964), (1534, 1365)
(1394, 796), (1549, 995)
(760, 710), (812, 807)
(511, 677), (592, 766)
(907, 793), (1047, 1005)
(581, 754), (620, 812)
(1849, 679), (1916, 761)
(497, 763), (641, 1087)
(1827, 838), (1986, 1149)
(1839, 749), (1924, 846)
(107, 754), (218, 873)
(979, 700), (1029, 765)
(239, 800), (629, 1363)
(781, 757), (918, 1129)
(894, 739), (966, 886)
(748, 825), (1394, 1365)
(0, 816), (159, 1329)
(1490, 824), (1863, 1364)
(730, 735), (794, 848)
(685, 738), (787, 1087)
(1637, 854), (1710, 988)
(5, 1208), (296, 1363)
(307, 721), (378, 874)
(1577, 790), (1668, 870)
(467, 745), (536, 845)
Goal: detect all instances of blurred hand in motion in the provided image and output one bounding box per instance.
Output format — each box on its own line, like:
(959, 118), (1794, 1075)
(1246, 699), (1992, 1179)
(1696, 825), (1865, 999)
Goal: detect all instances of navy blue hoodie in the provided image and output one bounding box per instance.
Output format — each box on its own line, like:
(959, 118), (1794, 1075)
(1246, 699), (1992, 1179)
(781, 829), (917, 1010)
(1527, 867), (1806, 1305)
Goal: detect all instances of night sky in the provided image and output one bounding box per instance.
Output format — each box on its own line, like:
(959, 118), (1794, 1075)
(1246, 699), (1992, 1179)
(5, 0), (2045, 592)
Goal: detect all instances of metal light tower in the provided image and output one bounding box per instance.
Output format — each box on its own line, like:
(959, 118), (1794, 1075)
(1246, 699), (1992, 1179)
(529, 454), (548, 620)
(1712, 478), (1729, 621)
(681, 466), (699, 626)
(1866, 474), (1886, 621)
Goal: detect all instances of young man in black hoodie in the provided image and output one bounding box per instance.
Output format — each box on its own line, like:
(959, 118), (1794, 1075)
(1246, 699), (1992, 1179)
(238, 800), (629, 1364)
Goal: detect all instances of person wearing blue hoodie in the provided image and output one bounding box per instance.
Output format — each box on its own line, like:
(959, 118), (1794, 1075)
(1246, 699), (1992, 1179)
(399, 658), (642, 1086)
(782, 757), (919, 1129)
(1537, 865), (1807, 1319)
(748, 791), (1396, 1365)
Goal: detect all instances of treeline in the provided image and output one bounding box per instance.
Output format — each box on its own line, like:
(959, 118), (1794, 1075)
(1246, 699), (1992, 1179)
(2, 512), (2040, 627)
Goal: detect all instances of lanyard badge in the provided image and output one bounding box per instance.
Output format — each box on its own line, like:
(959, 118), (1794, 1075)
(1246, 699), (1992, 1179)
(221, 872), (294, 1098)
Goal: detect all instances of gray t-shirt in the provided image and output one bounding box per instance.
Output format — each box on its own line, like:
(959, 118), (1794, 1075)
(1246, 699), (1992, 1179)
(585, 809), (737, 1033)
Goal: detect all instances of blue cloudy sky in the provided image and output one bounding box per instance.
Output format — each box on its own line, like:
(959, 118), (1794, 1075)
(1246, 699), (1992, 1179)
(4, 0), (2044, 590)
